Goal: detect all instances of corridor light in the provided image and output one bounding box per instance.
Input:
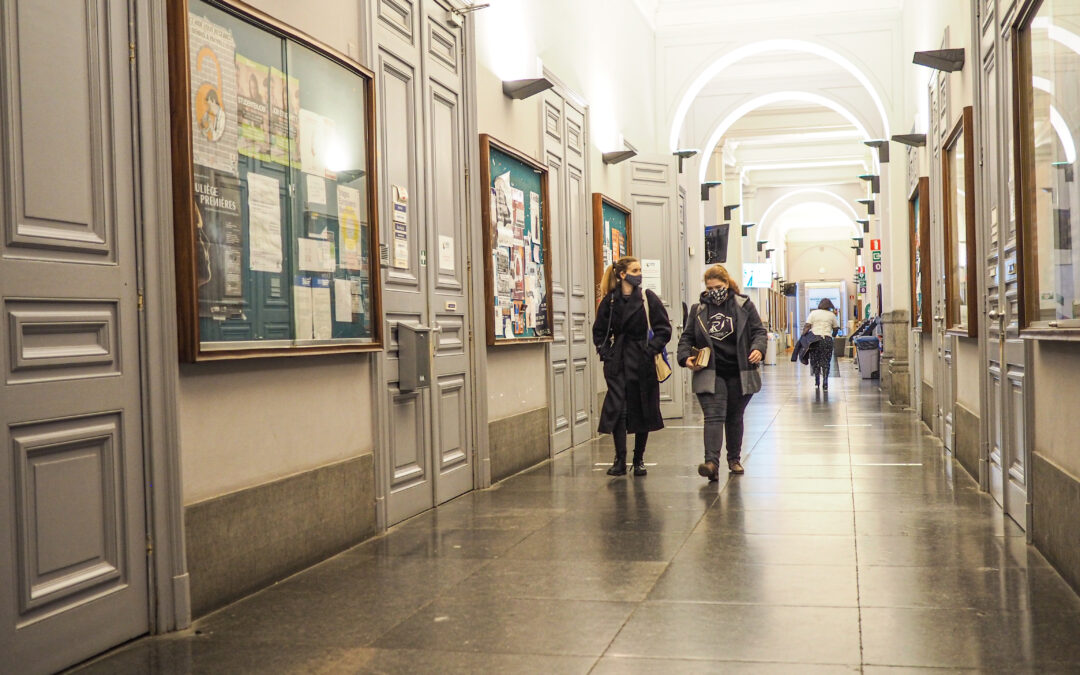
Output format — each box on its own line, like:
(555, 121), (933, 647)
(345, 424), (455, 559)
(892, 133), (927, 148)
(858, 174), (880, 194)
(856, 218), (870, 234)
(857, 198), (875, 216)
(741, 222), (756, 236)
(701, 181), (722, 201)
(502, 77), (555, 100)
(674, 149), (699, 173)
(765, 248), (774, 258)
(756, 240), (768, 252)
(913, 48), (965, 72)
(852, 237), (864, 248)
(602, 148), (637, 164)
(724, 204), (740, 220)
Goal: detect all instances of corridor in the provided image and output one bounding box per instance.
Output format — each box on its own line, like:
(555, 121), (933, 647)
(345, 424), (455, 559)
(77, 361), (1080, 673)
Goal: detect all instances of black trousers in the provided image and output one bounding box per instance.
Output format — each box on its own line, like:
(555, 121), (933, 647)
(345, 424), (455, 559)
(808, 336), (835, 379)
(696, 371), (752, 464)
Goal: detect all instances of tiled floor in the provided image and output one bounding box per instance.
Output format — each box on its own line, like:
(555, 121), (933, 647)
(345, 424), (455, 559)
(76, 360), (1080, 673)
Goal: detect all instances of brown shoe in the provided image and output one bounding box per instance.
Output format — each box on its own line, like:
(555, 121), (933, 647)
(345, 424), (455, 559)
(698, 461), (719, 482)
(728, 459), (745, 475)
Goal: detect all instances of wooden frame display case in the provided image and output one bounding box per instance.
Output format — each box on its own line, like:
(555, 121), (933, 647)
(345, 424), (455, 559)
(167, 0), (382, 360)
(1015, 0), (1080, 337)
(910, 177), (932, 331)
(943, 106), (978, 337)
(479, 134), (554, 345)
(592, 194), (633, 301)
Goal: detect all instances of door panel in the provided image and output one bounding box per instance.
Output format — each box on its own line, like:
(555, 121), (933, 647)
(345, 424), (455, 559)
(626, 158), (683, 418)
(1, 1), (148, 671)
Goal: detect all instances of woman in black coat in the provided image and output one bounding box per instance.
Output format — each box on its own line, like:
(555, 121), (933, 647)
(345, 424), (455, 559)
(677, 264), (768, 480)
(592, 256), (672, 476)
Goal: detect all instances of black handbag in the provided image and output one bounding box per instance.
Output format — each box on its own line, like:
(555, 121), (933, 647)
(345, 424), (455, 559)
(596, 294), (617, 361)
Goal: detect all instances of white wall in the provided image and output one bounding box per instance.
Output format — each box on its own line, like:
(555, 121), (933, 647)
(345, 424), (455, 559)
(475, 0), (658, 420)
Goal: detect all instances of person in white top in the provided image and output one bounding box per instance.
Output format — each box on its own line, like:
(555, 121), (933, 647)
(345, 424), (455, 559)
(802, 299), (840, 389)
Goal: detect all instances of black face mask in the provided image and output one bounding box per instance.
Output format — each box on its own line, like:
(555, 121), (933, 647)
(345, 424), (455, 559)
(624, 274), (643, 287)
(706, 287), (729, 304)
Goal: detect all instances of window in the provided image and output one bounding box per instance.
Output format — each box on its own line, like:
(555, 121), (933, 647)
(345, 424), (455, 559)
(1017, 0), (1080, 333)
(169, 0), (381, 359)
(910, 177), (931, 331)
(943, 107), (978, 337)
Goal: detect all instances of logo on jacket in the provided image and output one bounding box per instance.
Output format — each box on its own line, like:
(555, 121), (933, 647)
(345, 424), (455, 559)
(708, 314), (734, 342)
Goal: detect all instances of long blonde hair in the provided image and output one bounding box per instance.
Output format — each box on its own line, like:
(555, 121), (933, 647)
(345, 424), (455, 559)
(704, 264), (740, 294)
(598, 256), (639, 300)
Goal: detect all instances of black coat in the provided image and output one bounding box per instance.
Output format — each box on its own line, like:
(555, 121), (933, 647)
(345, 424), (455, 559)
(677, 292), (768, 395)
(790, 330), (823, 365)
(592, 288), (672, 434)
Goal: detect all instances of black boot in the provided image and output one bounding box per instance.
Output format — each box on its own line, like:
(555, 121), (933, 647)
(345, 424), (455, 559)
(815, 372), (820, 388)
(632, 450), (647, 476)
(607, 451), (627, 476)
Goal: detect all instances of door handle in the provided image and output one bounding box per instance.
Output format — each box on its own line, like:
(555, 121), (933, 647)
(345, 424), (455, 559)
(933, 315), (943, 322)
(987, 309), (1003, 321)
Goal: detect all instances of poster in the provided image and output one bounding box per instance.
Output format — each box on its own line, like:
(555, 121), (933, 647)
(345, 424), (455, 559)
(512, 188), (525, 228)
(188, 12), (238, 175)
(351, 279), (364, 316)
(306, 174), (327, 206)
(299, 108), (336, 177)
(245, 172), (283, 273)
(641, 258), (662, 296)
(439, 235), (455, 271)
(268, 67), (299, 167)
(194, 168), (244, 316)
(334, 278), (353, 322)
(392, 185), (409, 269)
(337, 185), (363, 270)
(529, 192), (540, 240)
(298, 237), (335, 273)
(293, 275), (314, 340)
(312, 277), (332, 339)
(235, 54), (270, 161)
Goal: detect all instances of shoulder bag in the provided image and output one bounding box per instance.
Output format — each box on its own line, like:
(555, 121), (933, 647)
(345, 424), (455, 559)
(642, 291), (672, 382)
(596, 293), (617, 361)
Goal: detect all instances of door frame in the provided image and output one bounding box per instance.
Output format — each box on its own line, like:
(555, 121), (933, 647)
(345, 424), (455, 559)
(135, 0), (192, 632)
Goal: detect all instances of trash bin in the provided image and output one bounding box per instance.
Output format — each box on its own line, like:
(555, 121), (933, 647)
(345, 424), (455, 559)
(854, 336), (879, 379)
(833, 336), (847, 358)
(764, 333), (778, 365)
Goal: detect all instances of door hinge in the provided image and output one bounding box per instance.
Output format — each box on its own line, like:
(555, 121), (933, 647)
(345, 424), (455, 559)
(138, 293), (144, 311)
(129, 41), (136, 64)
(146, 535), (153, 556)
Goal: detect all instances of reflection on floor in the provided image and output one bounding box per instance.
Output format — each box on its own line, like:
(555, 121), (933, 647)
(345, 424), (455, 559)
(77, 360), (1080, 673)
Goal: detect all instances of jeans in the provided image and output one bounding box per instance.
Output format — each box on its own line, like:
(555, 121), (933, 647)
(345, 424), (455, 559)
(696, 371), (752, 464)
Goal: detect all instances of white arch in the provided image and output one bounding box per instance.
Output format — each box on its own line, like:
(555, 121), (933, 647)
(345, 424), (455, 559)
(1032, 77), (1078, 165)
(757, 189), (862, 243)
(697, 91), (873, 183)
(669, 38), (891, 152)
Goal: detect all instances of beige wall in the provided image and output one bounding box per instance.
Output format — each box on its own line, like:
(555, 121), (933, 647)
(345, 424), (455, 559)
(475, 0), (657, 420)
(179, 357), (373, 503)
(1033, 343), (1080, 479)
(786, 242), (857, 290)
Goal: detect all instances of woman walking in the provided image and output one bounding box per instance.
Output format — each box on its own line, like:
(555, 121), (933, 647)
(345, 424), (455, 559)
(592, 257), (672, 476)
(803, 299), (840, 390)
(677, 265), (767, 480)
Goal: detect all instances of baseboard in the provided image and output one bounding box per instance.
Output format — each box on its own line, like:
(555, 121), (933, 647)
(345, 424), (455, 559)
(953, 403), (980, 480)
(489, 406), (549, 482)
(185, 454), (376, 618)
(1032, 453), (1080, 595)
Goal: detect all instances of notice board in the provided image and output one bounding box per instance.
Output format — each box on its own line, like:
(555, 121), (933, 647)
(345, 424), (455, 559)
(479, 134), (553, 345)
(592, 193), (633, 301)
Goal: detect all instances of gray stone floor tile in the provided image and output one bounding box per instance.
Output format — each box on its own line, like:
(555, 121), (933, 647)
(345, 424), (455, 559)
(591, 657), (861, 674)
(648, 560), (859, 606)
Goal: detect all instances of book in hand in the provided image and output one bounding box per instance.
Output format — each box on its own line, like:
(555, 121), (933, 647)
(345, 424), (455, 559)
(691, 346), (711, 370)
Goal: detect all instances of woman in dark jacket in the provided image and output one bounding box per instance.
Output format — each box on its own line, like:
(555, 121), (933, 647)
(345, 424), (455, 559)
(592, 256), (672, 476)
(677, 264), (768, 480)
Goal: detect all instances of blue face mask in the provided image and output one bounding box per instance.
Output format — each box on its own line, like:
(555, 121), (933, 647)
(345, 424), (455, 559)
(625, 274), (643, 287)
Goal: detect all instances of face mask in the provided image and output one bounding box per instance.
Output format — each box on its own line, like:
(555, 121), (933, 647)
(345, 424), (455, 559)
(625, 274), (643, 287)
(707, 287), (729, 303)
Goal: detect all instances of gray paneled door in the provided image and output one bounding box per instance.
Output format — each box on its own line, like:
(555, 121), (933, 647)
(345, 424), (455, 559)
(542, 83), (593, 453)
(0, 1), (149, 672)
(373, 0), (474, 525)
(980, 0), (1030, 530)
(929, 65), (956, 448)
(626, 157), (684, 419)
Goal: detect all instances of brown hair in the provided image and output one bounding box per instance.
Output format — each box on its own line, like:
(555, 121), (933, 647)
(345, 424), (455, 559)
(818, 298), (835, 310)
(703, 264), (740, 294)
(598, 256), (639, 299)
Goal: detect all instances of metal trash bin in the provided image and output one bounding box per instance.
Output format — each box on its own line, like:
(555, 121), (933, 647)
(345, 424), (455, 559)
(832, 336), (847, 358)
(854, 336), (879, 379)
(764, 333), (778, 365)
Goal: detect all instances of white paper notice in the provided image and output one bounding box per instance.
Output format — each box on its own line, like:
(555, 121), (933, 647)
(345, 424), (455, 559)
(439, 235), (455, 271)
(293, 276), (314, 340)
(529, 192), (540, 240)
(641, 258), (662, 297)
(312, 277), (332, 339)
(334, 278), (353, 322)
(337, 185), (362, 270)
(299, 108), (335, 177)
(298, 237), (335, 273)
(305, 174), (326, 205)
(494, 306), (504, 337)
(246, 172), (283, 272)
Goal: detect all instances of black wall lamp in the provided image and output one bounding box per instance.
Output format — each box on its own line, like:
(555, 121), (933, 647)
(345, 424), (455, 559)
(856, 218), (870, 234)
(756, 240), (768, 252)
(741, 222), (756, 236)
(852, 237), (864, 248)
(857, 197), (875, 216)
(502, 76), (555, 100)
(724, 204), (740, 220)
(913, 48), (965, 72)
(765, 248), (774, 259)
(701, 181), (722, 201)
(858, 174), (880, 193)
(674, 149), (699, 173)
(864, 139), (889, 163)
(892, 133), (927, 147)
